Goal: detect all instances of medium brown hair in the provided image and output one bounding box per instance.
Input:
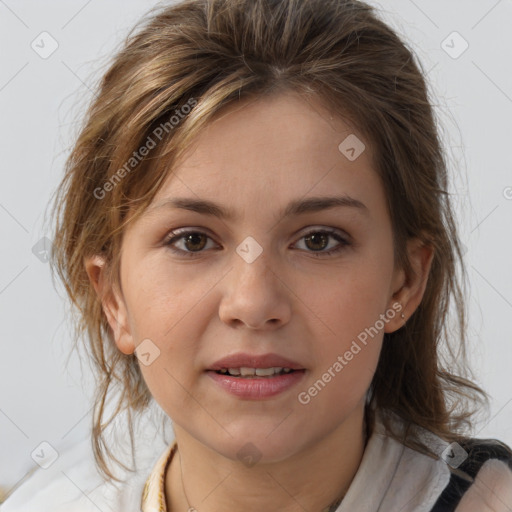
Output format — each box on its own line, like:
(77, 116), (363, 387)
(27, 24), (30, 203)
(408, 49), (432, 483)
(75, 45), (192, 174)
(48, 0), (487, 483)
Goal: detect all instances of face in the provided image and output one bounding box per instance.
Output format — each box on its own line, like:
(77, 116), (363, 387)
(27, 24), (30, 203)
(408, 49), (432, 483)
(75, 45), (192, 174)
(92, 91), (418, 463)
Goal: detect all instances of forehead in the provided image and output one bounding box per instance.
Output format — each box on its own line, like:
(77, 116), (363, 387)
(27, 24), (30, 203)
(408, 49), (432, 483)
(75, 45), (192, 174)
(147, 91), (384, 222)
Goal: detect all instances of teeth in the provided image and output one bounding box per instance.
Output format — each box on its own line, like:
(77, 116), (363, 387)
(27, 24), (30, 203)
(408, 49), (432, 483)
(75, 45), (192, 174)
(217, 367), (293, 377)
(255, 367), (282, 376)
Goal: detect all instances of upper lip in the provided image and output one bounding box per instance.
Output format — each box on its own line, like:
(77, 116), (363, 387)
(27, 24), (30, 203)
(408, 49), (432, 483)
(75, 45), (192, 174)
(207, 352), (305, 371)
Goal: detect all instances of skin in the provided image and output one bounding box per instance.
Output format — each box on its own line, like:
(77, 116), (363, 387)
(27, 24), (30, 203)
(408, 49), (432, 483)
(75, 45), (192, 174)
(85, 90), (434, 511)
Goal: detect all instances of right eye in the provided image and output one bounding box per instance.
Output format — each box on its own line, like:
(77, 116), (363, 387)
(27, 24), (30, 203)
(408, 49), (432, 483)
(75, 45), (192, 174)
(163, 229), (218, 257)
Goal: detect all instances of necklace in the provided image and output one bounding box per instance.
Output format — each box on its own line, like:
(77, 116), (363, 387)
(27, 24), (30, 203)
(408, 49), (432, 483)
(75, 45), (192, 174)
(178, 450), (344, 512)
(177, 419), (370, 512)
(177, 450), (194, 511)
(179, 455), (346, 512)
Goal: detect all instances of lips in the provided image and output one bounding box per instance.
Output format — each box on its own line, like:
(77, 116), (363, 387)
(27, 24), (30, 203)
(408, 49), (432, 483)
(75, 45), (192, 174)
(206, 352), (305, 372)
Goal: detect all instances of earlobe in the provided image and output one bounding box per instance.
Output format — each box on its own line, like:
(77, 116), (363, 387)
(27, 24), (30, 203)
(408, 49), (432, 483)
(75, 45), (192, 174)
(83, 255), (135, 355)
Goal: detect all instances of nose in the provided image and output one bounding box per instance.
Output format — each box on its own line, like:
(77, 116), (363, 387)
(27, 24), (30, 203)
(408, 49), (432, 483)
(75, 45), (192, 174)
(218, 248), (292, 330)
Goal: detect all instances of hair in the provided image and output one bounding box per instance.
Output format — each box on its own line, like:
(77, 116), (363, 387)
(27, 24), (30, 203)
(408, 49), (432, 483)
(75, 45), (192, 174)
(48, 0), (488, 483)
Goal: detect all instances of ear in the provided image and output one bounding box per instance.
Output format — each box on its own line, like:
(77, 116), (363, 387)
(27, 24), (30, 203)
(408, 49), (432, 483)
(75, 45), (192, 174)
(83, 254), (135, 355)
(384, 236), (435, 333)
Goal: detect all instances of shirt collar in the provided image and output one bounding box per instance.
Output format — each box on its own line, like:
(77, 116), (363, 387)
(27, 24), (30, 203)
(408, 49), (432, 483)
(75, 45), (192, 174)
(141, 439), (177, 512)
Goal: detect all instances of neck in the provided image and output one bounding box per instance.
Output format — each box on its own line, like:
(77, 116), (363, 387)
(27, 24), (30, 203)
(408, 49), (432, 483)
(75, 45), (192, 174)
(165, 405), (368, 512)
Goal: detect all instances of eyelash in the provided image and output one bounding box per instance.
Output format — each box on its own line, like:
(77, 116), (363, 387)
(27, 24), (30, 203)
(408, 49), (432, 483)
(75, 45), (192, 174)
(162, 228), (351, 258)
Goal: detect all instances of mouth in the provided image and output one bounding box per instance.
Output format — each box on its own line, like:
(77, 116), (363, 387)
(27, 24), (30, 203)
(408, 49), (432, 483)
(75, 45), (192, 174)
(205, 353), (306, 398)
(210, 367), (302, 378)
(206, 366), (306, 399)
(207, 352), (305, 373)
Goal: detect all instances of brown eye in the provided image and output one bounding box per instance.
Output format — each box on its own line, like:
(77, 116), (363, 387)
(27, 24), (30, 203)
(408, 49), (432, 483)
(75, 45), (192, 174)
(294, 229), (350, 257)
(164, 230), (217, 257)
(181, 232), (208, 252)
(304, 232), (330, 251)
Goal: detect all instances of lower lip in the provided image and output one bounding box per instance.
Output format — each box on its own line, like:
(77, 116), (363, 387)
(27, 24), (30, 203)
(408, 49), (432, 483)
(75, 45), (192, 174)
(206, 370), (306, 399)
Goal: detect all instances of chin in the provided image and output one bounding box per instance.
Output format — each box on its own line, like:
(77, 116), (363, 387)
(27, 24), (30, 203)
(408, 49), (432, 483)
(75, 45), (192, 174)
(203, 423), (309, 465)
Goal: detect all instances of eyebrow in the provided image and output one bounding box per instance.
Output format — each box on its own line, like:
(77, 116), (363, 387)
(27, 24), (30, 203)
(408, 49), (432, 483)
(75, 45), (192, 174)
(148, 195), (369, 221)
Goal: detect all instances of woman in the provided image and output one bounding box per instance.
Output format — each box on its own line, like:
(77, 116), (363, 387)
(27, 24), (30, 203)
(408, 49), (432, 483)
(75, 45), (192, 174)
(3, 0), (511, 510)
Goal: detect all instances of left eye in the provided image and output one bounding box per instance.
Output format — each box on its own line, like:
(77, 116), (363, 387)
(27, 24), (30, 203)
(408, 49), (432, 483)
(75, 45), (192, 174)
(163, 228), (351, 258)
(295, 230), (350, 255)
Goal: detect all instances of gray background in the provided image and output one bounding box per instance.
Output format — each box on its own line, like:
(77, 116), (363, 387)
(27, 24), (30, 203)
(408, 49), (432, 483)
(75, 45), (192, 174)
(1, 0), (511, 494)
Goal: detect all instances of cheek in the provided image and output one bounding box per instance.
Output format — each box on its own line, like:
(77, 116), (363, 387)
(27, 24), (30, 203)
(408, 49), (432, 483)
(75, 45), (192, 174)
(123, 272), (209, 412)
(307, 258), (390, 379)
(303, 329), (383, 416)
(325, 270), (390, 338)
(124, 257), (205, 335)
(136, 336), (200, 417)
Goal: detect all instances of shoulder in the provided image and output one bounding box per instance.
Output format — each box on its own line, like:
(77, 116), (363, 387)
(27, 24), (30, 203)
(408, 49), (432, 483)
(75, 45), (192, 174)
(0, 435), (115, 512)
(371, 409), (512, 511)
(431, 438), (512, 512)
(0, 411), (172, 512)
